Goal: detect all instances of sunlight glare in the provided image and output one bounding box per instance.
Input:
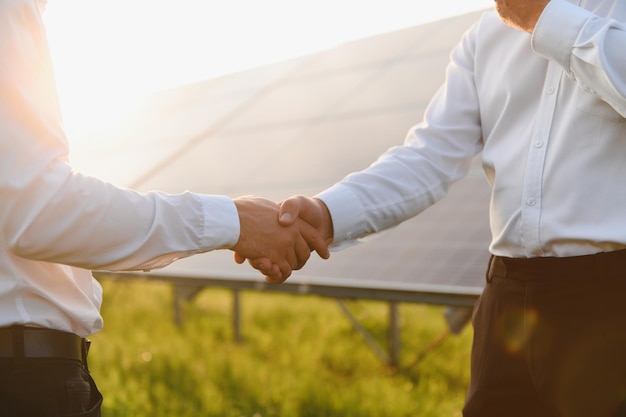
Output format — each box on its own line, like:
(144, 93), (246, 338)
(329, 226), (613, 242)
(43, 0), (493, 147)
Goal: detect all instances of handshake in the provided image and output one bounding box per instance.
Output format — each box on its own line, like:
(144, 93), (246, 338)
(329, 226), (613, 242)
(231, 195), (334, 283)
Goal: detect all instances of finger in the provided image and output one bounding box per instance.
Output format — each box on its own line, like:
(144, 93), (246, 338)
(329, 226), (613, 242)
(249, 257), (273, 273)
(284, 246), (299, 273)
(264, 264), (287, 283)
(298, 218), (330, 259)
(265, 273), (285, 284)
(293, 233), (312, 270)
(275, 265), (292, 282)
(264, 272), (283, 283)
(259, 267), (283, 283)
(246, 258), (282, 283)
(277, 259), (293, 282)
(233, 252), (246, 264)
(261, 262), (282, 281)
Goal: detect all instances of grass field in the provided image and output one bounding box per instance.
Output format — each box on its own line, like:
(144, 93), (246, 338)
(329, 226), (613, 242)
(90, 279), (473, 417)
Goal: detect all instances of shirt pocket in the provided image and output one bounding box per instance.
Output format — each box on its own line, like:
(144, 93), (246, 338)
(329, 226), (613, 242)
(575, 86), (625, 123)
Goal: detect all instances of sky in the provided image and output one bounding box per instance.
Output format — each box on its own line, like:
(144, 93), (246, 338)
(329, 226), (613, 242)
(43, 0), (494, 136)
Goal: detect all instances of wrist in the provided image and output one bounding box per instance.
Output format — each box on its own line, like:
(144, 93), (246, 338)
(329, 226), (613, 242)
(314, 198), (334, 243)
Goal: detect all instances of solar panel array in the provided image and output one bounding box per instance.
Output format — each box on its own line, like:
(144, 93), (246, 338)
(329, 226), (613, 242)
(78, 10), (492, 297)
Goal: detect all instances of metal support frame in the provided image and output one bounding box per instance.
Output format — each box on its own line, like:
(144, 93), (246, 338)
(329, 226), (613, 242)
(95, 272), (480, 365)
(336, 299), (392, 365)
(388, 301), (400, 367)
(232, 289), (242, 343)
(173, 284), (204, 326)
(173, 285), (410, 366)
(335, 299), (402, 368)
(173, 284), (243, 343)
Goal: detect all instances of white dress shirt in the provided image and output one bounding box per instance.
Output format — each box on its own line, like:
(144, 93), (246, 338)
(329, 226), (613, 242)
(0, 0), (240, 336)
(318, 0), (626, 259)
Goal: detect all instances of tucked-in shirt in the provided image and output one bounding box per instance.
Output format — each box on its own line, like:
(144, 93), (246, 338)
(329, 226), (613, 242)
(0, 0), (240, 336)
(318, 0), (626, 258)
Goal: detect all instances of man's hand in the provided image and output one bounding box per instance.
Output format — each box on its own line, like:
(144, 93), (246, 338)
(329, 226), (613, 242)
(234, 195), (333, 283)
(494, 0), (550, 33)
(231, 196), (329, 283)
(277, 196), (333, 246)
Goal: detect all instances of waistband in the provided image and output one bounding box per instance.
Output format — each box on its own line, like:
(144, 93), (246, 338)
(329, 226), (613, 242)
(487, 249), (626, 281)
(0, 326), (89, 364)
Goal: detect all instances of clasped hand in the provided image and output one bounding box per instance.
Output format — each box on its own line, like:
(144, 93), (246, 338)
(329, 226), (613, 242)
(232, 196), (333, 283)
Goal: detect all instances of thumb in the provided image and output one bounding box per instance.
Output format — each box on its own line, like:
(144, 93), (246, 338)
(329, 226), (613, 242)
(278, 196), (304, 225)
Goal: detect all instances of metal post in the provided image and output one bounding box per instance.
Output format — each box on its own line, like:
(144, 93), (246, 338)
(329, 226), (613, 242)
(388, 301), (400, 368)
(336, 299), (391, 365)
(173, 284), (204, 327)
(232, 289), (242, 343)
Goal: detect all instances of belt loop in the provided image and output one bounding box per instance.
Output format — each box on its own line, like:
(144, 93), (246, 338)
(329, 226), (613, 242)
(82, 338), (91, 372)
(486, 255), (496, 283)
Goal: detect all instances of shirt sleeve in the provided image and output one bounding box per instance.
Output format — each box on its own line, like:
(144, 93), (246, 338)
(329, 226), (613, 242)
(531, 0), (626, 117)
(316, 20), (484, 250)
(0, 0), (240, 271)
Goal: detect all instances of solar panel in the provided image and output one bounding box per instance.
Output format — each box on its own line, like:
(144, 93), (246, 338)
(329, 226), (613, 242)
(85, 10), (491, 304)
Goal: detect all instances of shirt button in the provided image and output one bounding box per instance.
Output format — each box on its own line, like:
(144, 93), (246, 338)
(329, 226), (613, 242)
(526, 198), (537, 206)
(534, 140), (544, 148)
(546, 87), (555, 94)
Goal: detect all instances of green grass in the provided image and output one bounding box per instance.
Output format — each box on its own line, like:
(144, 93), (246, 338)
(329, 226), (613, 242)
(90, 279), (473, 417)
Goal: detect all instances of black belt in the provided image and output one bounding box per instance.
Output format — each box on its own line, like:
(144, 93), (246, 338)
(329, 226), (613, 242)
(488, 248), (626, 281)
(0, 326), (89, 363)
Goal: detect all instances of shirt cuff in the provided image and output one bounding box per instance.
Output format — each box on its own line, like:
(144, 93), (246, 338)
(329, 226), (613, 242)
(316, 184), (366, 251)
(197, 194), (240, 250)
(531, 0), (589, 70)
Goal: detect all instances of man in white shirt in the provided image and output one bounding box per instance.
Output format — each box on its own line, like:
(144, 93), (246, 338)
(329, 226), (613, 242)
(243, 0), (626, 416)
(0, 0), (328, 415)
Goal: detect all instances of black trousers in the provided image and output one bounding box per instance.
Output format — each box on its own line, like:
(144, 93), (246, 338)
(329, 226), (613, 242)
(463, 251), (626, 417)
(0, 330), (102, 417)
